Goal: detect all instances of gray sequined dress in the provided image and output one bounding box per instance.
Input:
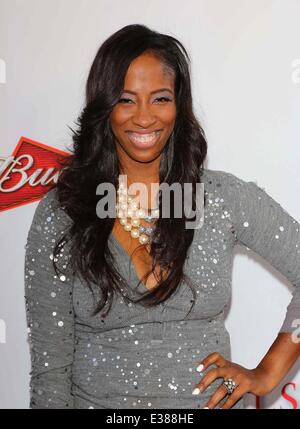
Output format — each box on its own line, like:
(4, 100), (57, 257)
(24, 168), (300, 409)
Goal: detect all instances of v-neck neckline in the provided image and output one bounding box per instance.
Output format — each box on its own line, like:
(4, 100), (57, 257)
(109, 232), (150, 292)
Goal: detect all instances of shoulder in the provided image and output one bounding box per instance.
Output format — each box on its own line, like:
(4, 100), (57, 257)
(36, 186), (59, 210)
(29, 186), (72, 235)
(200, 168), (265, 211)
(201, 167), (262, 194)
(201, 167), (250, 187)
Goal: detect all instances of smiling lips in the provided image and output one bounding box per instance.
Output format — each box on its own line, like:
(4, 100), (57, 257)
(126, 131), (162, 149)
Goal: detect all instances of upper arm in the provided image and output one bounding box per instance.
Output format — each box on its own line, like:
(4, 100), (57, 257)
(221, 171), (300, 334)
(24, 187), (75, 408)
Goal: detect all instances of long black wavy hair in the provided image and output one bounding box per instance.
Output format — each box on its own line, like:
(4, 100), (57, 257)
(53, 24), (208, 319)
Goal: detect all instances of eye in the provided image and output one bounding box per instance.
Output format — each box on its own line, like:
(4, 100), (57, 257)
(154, 97), (172, 103)
(118, 98), (133, 104)
(117, 96), (173, 105)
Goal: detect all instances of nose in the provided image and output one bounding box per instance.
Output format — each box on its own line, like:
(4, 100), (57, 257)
(131, 103), (156, 128)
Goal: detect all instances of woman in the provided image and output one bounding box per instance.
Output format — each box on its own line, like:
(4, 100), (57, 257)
(24, 24), (300, 409)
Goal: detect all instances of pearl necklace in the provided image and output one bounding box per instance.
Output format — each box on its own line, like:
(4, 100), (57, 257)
(116, 181), (159, 245)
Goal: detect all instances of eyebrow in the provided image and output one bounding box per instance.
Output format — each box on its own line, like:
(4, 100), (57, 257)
(122, 88), (174, 96)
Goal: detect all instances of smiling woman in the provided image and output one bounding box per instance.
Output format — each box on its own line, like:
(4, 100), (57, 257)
(24, 23), (300, 410)
(110, 52), (177, 159)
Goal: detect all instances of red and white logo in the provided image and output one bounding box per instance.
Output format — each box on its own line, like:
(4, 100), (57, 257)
(0, 136), (70, 212)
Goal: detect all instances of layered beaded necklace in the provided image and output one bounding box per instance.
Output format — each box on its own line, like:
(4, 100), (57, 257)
(116, 180), (159, 246)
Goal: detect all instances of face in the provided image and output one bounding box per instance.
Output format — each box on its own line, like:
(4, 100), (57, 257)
(109, 52), (177, 166)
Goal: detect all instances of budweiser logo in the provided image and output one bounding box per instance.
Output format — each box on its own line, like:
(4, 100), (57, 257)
(0, 136), (70, 212)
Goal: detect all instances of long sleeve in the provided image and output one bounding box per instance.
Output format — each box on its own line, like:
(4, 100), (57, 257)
(220, 170), (300, 334)
(24, 187), (75, 408)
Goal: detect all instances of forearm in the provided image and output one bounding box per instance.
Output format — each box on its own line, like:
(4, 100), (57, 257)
(255, 332), (300, 392)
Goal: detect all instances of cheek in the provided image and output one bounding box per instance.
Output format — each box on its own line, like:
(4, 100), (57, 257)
(109, 107), (130, 127)
(160, 106), (177, 125)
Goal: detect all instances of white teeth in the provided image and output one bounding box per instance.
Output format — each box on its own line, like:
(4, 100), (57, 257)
(128, 131), (160, 144)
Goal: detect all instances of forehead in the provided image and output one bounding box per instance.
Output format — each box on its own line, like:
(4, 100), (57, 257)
(123, 53), (175, 90)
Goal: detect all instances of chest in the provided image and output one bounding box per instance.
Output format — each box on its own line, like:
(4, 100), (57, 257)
(111, 218), (164, 291)
(73, 198), (236, 330)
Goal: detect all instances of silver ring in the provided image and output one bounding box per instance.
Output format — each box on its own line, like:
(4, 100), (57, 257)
(222, 378), (237, 395)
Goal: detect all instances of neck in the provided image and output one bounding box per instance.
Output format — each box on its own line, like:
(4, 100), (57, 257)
(118, 157), (160, 187)
(117, 155), (161, 210)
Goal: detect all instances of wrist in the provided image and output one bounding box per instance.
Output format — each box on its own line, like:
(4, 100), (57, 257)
(253, 365), (279, 394)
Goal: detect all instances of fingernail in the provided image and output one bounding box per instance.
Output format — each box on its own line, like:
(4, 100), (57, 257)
(192, 387), (201, 395)
(203, 406), (210, 409)
(196, 364), (204, 372)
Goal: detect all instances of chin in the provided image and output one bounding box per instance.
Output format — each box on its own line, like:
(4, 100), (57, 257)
(129, 150), (162, 163)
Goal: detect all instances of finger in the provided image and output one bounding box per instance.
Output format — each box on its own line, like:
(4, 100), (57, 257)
(203, 383), (229, 409)
(220, 385), (246, 409)
(197, 352), (227, 372)
(193, 367), (228, 394)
